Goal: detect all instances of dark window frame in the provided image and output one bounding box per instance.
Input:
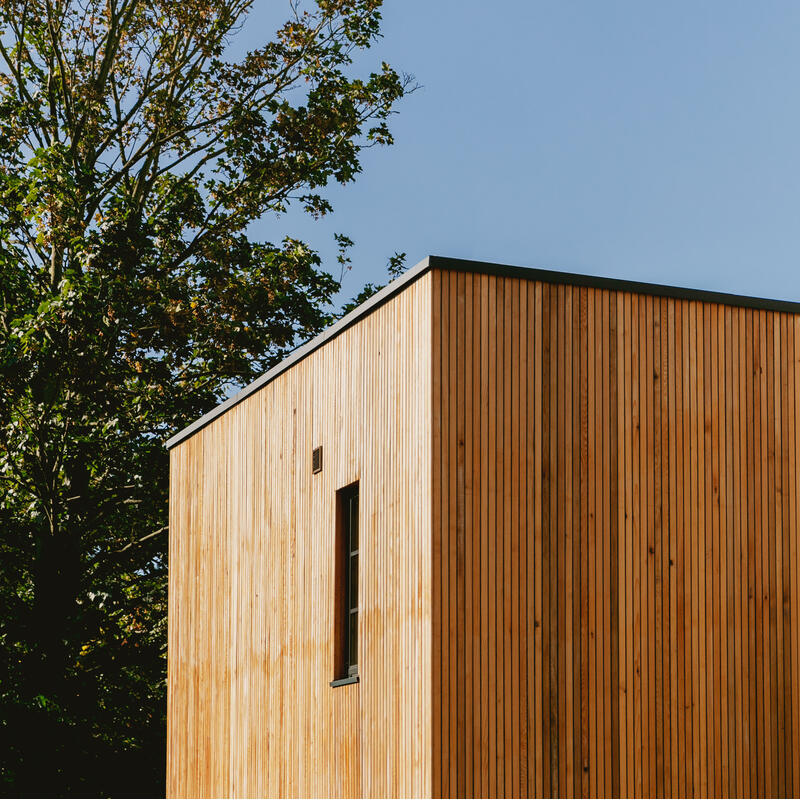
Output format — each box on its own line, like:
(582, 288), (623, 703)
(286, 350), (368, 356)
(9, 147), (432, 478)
(343, 484), (358, 676)
(331, 481), (359, 686)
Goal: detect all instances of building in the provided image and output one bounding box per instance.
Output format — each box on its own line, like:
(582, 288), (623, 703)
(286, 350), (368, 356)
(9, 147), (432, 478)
(166, 255), (800, 798)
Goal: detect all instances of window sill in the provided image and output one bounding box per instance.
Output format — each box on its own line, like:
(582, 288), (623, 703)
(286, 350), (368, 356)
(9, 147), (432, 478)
(329, 675), (360, 688)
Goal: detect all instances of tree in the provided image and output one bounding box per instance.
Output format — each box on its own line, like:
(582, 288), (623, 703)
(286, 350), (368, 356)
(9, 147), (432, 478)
(0, 1), (408, 794)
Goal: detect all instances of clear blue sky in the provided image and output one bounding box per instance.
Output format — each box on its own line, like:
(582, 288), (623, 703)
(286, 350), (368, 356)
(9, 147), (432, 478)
(246, 1), (800, 303)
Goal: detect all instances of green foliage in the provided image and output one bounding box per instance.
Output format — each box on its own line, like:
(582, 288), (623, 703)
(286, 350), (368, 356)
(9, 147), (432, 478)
(0, 1), (408, 795)
(338, 249), (407, 314)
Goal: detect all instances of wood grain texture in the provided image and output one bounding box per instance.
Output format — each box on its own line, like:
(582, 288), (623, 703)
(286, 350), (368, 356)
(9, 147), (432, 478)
(431, 268), (800, 798)
(169, 263), (800, 798)
(167, 274), (433, 798)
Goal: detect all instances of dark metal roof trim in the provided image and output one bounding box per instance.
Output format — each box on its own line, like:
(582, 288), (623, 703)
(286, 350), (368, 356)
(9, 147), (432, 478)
(429, 255), (800, 314)
(166, 254), (800, 449)
(165, 255), (434, 449)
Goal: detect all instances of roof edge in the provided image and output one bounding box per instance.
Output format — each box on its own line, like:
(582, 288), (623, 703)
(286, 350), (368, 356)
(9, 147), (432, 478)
(427, 255), (800, 313)
(166, 254), (800, 449)
(165, 255), (433, 449)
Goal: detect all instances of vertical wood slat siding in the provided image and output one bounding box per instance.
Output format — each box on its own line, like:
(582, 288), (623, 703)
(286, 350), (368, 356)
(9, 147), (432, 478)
(431, 269), (800, 798)
(169, 262), (800, 799)
(167, 275), (433, 799)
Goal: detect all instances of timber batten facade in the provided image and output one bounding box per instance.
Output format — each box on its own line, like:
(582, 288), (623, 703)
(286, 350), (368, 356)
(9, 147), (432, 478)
(168, 274), (433, 797)
(168, 256), (800, 798)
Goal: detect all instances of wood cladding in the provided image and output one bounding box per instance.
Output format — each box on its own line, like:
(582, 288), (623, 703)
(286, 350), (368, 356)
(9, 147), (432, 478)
(169, 260), (800, 798)
(167, 275), (432, 798)
(431, 268), (800, 798)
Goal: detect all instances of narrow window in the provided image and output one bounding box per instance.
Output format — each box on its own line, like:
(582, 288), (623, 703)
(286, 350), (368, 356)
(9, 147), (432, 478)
(332, 482), (359, 684)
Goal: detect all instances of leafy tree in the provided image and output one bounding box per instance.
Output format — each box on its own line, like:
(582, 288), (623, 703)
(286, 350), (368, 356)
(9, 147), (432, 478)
(0, 1), (408, 795)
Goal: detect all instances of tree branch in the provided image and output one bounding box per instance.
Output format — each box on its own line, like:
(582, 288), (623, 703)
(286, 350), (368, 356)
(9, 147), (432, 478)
(116, 525), (168, 553)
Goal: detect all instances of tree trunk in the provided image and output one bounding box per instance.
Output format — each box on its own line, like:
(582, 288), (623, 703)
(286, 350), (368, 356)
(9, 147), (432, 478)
(23, 524), (81, 795)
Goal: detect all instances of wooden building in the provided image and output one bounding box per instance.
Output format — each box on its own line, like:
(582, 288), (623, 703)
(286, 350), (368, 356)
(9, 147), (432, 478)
(167, 256), (800, 798)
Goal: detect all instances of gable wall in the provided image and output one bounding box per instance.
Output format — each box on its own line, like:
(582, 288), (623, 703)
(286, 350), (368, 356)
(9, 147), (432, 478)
(167, 273), (433, 798)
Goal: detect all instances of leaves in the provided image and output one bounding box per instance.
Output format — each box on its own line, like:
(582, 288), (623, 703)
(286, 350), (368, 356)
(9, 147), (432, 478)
(0, 1), (409, 794)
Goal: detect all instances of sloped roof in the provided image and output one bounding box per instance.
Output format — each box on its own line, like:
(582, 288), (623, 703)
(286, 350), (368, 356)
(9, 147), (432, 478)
(166, 254), (800, 449)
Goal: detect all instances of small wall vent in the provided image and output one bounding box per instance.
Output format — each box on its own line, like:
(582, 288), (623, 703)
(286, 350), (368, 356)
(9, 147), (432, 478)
(312, 446), (323, 474)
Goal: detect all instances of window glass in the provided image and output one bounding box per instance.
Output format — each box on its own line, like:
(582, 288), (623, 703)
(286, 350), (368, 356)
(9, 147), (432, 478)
(348, 611), (358, 675)
(349, 492), (358, 550)
(349, 554), (358, 611)
(334, 481), (359, 681)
